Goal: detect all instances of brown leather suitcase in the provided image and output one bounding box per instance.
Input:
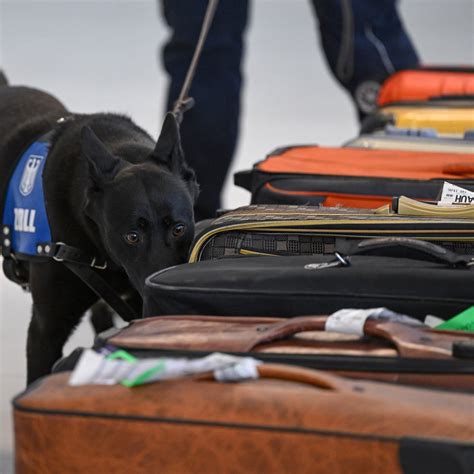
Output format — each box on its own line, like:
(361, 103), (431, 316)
(14, 366), (474, 474)
(97, 314), (474, 391)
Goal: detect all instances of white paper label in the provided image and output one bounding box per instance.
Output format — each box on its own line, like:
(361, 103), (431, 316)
(325, 307), (422, 336)
(214, 357), (260, 382)
(424, 315), (445, 328)
(69, 351), (262, 386)
(439, 182), (474, 206)
(324, 308), (379, 335)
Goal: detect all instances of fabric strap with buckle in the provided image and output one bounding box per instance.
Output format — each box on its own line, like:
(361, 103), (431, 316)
(37, 241), (137, 321)
(41, 242), (136, 321)
(42, 242), (108, 270)
(63, 262), (136, 322)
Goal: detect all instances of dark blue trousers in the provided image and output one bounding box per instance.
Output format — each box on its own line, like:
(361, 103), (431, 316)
(161, 0), (419, 220)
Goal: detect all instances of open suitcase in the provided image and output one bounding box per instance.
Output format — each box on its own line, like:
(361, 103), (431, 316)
(92, 313), (474, 391)
(14, 366), (474, 473)
(377, 68), (474, 107)
(345, 127), (474, 153)
(189, 206), (474, 262)
(234, 146), (474, 207)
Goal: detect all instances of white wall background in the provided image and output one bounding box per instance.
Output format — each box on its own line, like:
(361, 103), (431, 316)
(1, 1), (473, 472)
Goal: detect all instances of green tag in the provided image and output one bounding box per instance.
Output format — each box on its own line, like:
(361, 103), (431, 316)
(121, 360), (166, 388)
(106, 349), (137, 363)
(436, 306), (474, 332)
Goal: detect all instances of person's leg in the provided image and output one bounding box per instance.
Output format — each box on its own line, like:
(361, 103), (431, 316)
(310, 0), (420, 120)
(160, 0), (249, 220)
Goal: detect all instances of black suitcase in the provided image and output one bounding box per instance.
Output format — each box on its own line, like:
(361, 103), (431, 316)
(144, 239), (474, 320)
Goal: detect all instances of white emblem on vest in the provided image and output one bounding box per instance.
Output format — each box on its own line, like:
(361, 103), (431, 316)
(14, 208), (37, 233)
(19, 154), (43, 197)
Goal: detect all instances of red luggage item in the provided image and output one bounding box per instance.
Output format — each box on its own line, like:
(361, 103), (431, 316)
(234, 146), (474, 208)
(378, 69), (474, 106)
(257, 147), (473, 179)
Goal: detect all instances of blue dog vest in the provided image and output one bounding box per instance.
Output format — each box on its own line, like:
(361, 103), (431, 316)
(2, 133), (53, 258)
(1, 126), (136, 319)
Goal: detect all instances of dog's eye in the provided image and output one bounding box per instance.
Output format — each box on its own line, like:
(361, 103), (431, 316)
(124, 231), (140, 245)
(172, 223), (186, 238)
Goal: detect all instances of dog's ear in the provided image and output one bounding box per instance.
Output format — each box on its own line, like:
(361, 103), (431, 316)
(150, 113), (199, 201)
(81, 126), (123, 188)
(151, 113), (181, 166)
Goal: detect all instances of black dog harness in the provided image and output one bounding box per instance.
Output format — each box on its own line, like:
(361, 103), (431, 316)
(1, 124), (135, 320)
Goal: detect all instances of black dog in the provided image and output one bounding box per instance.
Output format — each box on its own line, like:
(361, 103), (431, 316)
(0, 74), (198, 384)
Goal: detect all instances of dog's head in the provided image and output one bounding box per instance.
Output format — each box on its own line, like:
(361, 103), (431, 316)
(82, 113), (199, 295)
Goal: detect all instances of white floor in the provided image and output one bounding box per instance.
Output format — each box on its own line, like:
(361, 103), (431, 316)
(0, 1), (472, 472)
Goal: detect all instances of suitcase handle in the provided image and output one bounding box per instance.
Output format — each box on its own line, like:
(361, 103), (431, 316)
(354, 237), (473, 267)
(442, 162), (474, 177)
(199, 363), (340, 390)
(252, 316), (395, 351)
(234, 170), (253, 191)
(255, 364), (340, 390)
(248, 314), (471, 358)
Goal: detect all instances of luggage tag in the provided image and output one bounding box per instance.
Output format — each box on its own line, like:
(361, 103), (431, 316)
(69, 350), (261, 387)
(324, 307), (422, 336)
(438, 182), (474, 206)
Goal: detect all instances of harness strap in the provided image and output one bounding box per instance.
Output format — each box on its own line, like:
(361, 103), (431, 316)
(3, 239), (137, 320)
(39, 242), (136, 320)
(43, 242), (108, 270)
(2, 257), (30, 289)
(63, 262), (136, 321)
(1, 117), (138, 320)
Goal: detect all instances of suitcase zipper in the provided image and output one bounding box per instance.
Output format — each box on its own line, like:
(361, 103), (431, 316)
(263, 182), (392, 207)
